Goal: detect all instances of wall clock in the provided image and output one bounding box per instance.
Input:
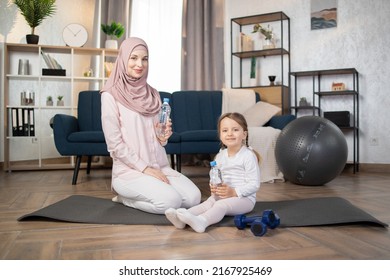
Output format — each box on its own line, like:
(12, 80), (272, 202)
(62, 23), (88, 47)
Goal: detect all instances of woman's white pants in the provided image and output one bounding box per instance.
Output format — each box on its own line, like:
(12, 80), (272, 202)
(113, 174), (201, 214)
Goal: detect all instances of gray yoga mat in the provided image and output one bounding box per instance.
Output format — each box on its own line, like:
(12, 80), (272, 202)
(18, 195), (388, 227)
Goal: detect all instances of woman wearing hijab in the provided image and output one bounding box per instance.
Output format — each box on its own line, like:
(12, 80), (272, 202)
(101, 37), (201, 214)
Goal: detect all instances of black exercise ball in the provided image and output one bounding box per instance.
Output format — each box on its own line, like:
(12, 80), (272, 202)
(275, 116), (348, 186)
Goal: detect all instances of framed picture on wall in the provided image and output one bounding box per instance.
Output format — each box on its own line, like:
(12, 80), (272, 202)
(311, 0), (337, 30)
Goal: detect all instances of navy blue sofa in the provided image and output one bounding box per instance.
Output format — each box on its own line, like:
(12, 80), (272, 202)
(52, 90), (295, 184)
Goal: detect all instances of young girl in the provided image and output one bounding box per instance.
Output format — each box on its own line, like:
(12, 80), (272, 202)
(165, 112), (261, 233)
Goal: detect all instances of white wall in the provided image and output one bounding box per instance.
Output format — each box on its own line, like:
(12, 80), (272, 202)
(225, 0), (390, 164)
(0, 0), (96, 47)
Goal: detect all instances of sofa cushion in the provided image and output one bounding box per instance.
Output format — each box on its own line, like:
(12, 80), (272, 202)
(266, 114), (296, 130)
(171, 91), (222, 132)
(168, 132), (181, 143)
(68, 131), (106, 143)
(181, 141), (220, 154)
(78, 91), (103, 131)
(180, 130), (219, 142)
(243, 101), (281, 127)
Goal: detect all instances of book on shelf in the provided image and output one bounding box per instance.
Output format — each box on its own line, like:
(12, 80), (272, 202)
(237, 32), (253, 52)
(10, 108), (35, 137)
(23, 108), (29, 136)
(41, 51), (66, 75)
(104, 62), (114, 77)
(17, 108), (24, 136)
(41, 51), (63, 69)
(11, 108), (19, 136)
(28, 108), (35, 136)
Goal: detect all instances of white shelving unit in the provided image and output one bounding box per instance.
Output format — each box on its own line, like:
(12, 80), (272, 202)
(3, 43), (118, 171)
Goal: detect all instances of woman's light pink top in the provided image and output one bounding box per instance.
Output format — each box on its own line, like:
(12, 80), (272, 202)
(101, 91), (179, 181)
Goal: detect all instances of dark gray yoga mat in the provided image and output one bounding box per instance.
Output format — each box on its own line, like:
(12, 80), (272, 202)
(18, 195), (388, 227)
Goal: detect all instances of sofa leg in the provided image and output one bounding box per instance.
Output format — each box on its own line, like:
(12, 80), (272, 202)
(72, 156), (82, 185)
(86, 156), (92, 174)
(170, 154), (175, 169)
(176, 154), (181, 172)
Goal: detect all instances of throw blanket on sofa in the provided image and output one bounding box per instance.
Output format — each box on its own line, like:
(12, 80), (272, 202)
(248, 126), (284, 183)
(221, 88), (284, 183)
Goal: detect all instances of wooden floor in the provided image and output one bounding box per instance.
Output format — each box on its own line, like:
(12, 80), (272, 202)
(0, 165), (389, 260)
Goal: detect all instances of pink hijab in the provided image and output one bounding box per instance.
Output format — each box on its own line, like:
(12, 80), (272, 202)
(101, 37), (161, 116)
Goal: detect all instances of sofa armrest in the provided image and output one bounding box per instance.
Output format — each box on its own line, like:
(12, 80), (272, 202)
(266, 115), (296, 130)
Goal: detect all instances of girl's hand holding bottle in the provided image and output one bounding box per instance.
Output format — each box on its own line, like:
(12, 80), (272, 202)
(213, 183), (237, 199)
(209, 160), (237, 199)
(209, 184), (218, 195)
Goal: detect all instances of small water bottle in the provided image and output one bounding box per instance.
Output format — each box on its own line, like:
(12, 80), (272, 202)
(158, 98), (171, 137)
(209, 161), (223, 187)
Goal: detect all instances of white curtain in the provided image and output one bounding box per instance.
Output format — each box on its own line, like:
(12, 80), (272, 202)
(181, 0), (225, 90)
(131, 0), (183, 93)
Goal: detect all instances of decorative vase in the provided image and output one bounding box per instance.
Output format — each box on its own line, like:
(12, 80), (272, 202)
(21, 91), (35, 105)
(83, 67), (94, 77)
(18, 59), (30, 75)
(299, 99), (308, 107)
(268, 75), (276, 86)
(46, 100), (53, 106)
(105, 39), (118, 49)
(263, 38), (275, 50)
(57, 100), (64, 106)
(26, 34), (39, 44)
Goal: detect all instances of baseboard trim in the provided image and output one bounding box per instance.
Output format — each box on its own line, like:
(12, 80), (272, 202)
(343, 163), (390, 174)
(358, 163), (390, 173)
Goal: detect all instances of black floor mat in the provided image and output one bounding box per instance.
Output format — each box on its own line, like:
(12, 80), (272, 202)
(18, 195), (388, 227)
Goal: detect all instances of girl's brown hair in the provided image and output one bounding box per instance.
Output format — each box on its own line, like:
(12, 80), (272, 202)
(217, 112), (262, 163)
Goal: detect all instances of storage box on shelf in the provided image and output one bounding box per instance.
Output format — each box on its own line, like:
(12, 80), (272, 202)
(2, 43), (118, 171)
(290, 68), (359, 173)
(230, 11), (291, 114)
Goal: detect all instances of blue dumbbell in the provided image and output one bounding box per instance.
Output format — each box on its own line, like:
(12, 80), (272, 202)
(249, 218), (268, 236)
(261, 209), (280, 229)
(234, 209), (280, 236)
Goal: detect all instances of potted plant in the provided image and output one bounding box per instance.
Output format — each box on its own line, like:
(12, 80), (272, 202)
(252, 23), (275, 49)
(46, 95), (53, 106)
(299, 97), (308, 107)
(13, 0), (56, 44)
(57, 95), (64, 106)
(101, 21), (125, 49)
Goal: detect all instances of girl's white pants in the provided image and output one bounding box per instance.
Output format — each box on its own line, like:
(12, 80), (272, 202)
(188, 195), (255, 226)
